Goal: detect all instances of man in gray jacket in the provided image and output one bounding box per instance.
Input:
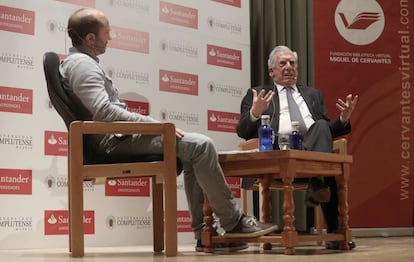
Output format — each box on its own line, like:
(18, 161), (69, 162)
(60, 8), (277, 252)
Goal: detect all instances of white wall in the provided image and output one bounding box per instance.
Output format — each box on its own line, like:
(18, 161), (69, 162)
(0, 0), (250, 249)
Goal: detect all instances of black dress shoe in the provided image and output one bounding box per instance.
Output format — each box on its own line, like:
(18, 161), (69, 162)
(326, 240), (356, 250)
(305, 179), (331, 207)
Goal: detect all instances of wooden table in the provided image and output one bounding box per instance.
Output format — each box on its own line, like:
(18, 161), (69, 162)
(201, 149), (353, 255)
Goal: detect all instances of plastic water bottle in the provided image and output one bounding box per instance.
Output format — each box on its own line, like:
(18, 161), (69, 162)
(259, 115), (273, 151)
(289, 121), (303, 150)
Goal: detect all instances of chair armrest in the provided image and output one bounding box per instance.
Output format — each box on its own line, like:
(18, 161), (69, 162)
(70, 121), (175, 136)
(238, 138), (259, 151)
(333, 138), (347, 155)
(69, 121), (177, 166)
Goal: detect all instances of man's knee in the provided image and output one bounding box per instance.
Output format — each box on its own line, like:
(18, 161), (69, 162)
(313, 119), (329, 129)
(303, 119), (332, 152)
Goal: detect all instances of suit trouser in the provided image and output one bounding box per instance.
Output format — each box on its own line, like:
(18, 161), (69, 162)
(95, 132), (242, 240)
(303, 119), (339, 233)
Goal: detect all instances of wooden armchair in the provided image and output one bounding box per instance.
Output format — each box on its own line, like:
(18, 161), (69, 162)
(43, 51), (178, 257)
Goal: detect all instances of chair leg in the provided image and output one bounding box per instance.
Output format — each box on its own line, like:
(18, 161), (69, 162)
(314, 205), (324, 246)
(240, 188), (248, 214)
(69, 169), (84, 257)
(152, 178), (164, 252)
(163, 174), (177, 257)
(68, 163), (71, 253)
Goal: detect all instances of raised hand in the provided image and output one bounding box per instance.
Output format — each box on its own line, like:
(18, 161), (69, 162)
(336, 94), (358, 123)
(251, 89), (274, 118)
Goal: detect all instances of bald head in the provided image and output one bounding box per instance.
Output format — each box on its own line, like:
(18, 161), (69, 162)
(67, 8), (108, 47)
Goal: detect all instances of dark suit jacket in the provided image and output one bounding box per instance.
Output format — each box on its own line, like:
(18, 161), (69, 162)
(236, 84), (351, 141)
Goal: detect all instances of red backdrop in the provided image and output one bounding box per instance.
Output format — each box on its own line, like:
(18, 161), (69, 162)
(313, 0), (414, 228)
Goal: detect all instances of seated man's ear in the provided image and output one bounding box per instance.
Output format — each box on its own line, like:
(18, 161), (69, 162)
(85, 33), (96, 43)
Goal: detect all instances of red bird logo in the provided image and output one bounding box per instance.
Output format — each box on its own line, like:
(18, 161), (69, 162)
(338, 12), (381, 29)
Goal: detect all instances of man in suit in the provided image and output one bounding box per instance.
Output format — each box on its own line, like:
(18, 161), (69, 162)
(236, 45), (358, 249)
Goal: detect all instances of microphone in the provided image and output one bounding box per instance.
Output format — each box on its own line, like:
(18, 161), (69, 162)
(90, 42), (106, 53)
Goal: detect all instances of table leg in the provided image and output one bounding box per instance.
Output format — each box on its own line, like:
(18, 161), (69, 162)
(281, 174), (297, 255)
(259, 177), (272, 250)
(259, 177), (272, 223)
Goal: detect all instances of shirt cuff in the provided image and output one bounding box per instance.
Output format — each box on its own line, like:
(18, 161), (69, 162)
(250, 110), (260, 122)
(340, 115), (350, 126)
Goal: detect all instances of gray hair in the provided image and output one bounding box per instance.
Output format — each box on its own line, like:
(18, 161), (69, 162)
(267, 45), (298, 69)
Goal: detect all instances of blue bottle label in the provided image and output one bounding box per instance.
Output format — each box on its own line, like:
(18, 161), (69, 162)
(289, 131), (302, 150)
(259, 126), (273, 151)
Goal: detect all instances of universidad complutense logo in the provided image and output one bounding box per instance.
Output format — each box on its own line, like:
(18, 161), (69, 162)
(44, 210), (94, 235)
(106, 66), (150, 86)
(0, 216), (33, 232)
(335, 0), (385, 45)
(108, 0), (150, 14)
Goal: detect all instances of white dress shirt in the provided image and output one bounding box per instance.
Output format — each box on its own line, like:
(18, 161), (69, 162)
(276, 84), (315, 134)
(249, 84), (315, 134)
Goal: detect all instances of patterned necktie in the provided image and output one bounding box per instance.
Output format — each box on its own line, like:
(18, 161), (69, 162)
(285, 86), (307, 135)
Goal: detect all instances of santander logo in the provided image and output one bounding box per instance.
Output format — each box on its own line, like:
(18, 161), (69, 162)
(0, 168), (32, 195)
(207, 44), (242, 70)
(55, 0), (96, 8)
(212, 0), (241, 8)
(105, 178), (150, 197)
(159, 69), (198, 96)
(108, 26), (149, 54)
(159, 1), (198, 29)
(177, 210), (192, 232)
(207, 110), (239, 133)
(44, 131), (68, 156)
(334, 0), (385, 45)
(0, 86), (32, 114)
(0, 6), (35, 35)
(44, 210), (94, 235)
(124, 100), (149, 115)
(226, 177), (241, 198)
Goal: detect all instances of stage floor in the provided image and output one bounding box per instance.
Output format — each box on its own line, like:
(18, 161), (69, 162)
(1, 236), (413, 262)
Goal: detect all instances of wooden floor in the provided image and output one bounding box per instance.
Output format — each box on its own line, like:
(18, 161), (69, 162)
(1, 236), (413, 261)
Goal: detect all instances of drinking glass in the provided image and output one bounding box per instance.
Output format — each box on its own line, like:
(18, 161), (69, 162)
(277, 133), (290, 150)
